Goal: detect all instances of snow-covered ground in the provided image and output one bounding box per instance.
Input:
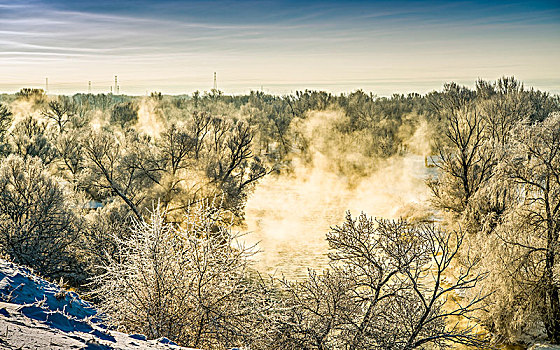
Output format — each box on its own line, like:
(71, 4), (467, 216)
(0, 259), (194, 350)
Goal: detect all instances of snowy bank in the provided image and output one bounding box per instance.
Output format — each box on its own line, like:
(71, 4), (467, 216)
(0, 259), (194, 349)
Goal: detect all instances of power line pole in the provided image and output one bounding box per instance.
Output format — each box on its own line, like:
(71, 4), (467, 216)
(213, 72), (217, 90)
(88, 81), (92, 93)
(114, 76), (118, 95)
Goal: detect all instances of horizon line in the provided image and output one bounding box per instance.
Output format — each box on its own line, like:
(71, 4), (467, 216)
(2, 77), (558, 97)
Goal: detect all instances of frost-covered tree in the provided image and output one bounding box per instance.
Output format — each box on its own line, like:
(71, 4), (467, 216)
(429, 104), (494, 213)
(42, 96), (77, 134)
(331, 214), (488, 349)
(54, 129), (84, 183)
(110, 102), (138, 129)
(0, 155), (85, 282)
(474, 114), (560, 343)
(9, 116), (58, 165)
(0, 103), (12, 157)
(81, 129), (161, 219)
(92, 199), (267, 349)
(478, 77), (531, 147)
(82, 201), (133, 276)
(276, 214), (489, 350)
(427, 79), (560, 345)
(274, 268), (357, 350)
(205, 120), (268, 215)
(158, 122), (194, 177)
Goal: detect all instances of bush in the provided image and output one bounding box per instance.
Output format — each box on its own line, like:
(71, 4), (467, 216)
(0, 155), (85, 283)
(92, 199), (266, 349)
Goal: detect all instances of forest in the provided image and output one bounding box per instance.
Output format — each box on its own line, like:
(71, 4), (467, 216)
(0, 77), (558, 349)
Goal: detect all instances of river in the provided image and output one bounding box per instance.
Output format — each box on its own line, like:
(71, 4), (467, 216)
(240, 154), (435, 279)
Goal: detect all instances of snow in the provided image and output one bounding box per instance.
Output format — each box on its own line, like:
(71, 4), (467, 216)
(0, 259), (194, 350)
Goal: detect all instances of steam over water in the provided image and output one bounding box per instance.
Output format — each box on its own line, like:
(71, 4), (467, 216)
(242, 154), (434, 279)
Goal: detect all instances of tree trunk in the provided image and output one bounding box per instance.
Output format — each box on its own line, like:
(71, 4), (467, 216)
(544, 285), (560, 343)
(544, 243), (560, 343)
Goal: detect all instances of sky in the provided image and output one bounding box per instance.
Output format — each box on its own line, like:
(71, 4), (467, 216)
(0, 0), (559, 95)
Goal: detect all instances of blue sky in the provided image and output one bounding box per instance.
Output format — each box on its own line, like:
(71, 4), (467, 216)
(1, 0), (559, 95)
